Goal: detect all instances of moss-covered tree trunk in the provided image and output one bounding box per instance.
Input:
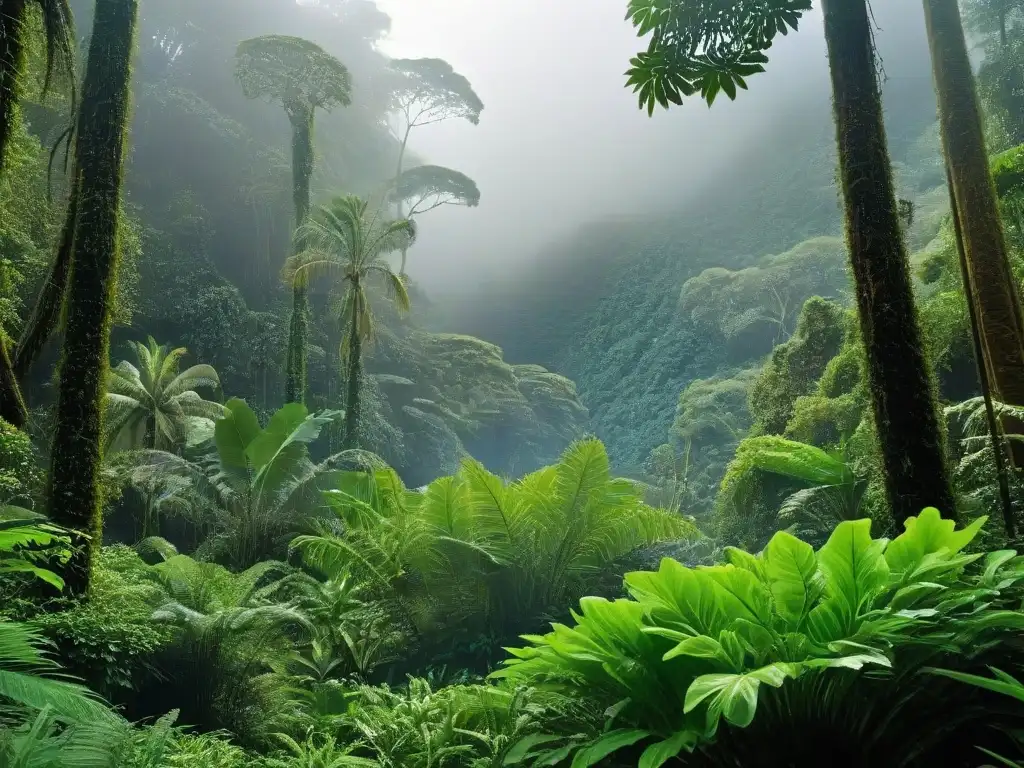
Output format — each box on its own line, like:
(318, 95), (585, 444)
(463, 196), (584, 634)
(343, 284), (362, 449)
(0, 0), (27, 168)
(922, 0), (1024, 467)
(0, 0), (29, 427)
(284, 106), (314, 404)
(820, 0), (956, 524)
(47, 0), (138, 597)
(396, 127), (410, 275)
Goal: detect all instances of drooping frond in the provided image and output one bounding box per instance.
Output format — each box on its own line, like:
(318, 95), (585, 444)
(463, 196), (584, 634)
(0, 620), (114, 723)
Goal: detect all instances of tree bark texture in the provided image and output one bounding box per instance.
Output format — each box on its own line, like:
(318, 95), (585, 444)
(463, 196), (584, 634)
(344, 286), (362, 449)
(821, 0), (957, 524)
(285, 107), (313, 404)
(0, 0), (29, 427)
(47, 0), (138, 597)
(923, 0), (1024, 466)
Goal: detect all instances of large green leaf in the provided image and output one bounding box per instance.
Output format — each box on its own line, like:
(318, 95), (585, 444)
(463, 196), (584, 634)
(816, 519), (889, 621)
(885, 507), (987, 577)
(683, 663), (799, 734)
(763, 530), (822, 628)
(626, 559), (731, 637)
(214, 398), (262, 469)
(638, 729), (698, 768)
(569, 729), (650, 768)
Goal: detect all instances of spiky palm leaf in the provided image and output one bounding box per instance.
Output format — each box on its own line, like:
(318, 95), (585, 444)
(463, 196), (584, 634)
(104, 337), (224, 452)
(0, 620), (114, 724)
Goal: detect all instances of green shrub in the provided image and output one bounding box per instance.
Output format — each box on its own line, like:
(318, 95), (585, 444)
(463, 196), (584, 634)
(748, 297), (847, 438)
(0, 418), (42, 506)
(29, 546), (169, 699)
(494, 508), (1024, 767)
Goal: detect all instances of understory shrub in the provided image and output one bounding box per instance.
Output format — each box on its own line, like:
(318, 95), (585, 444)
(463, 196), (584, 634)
(493, 508), (1024, 767)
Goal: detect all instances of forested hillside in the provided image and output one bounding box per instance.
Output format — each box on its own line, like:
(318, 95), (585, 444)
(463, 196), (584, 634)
(448, 2), (943, 471)
(7, 0), (1024, 766)
(8, 0), (589, 485)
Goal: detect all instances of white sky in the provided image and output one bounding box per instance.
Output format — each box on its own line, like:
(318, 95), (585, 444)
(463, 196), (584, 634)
(371, 0), (831, 292)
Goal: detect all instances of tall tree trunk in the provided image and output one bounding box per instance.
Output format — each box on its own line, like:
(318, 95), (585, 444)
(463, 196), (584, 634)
(396, 125), (410, 275)
(821, 0), (957, 524)
(285, 107), (314, 404)
(923, 0), (1024, 467)
(0, 0), (26, 167)
(947, 164), (1017, 537)
(0, 336), (26, 426)
(47, 0), (138, 597)
(0, 0), (29, 427)
(343, 287), (362, 449)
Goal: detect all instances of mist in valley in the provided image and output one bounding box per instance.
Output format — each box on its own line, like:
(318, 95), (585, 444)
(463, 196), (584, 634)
(374, 0), (936, 305)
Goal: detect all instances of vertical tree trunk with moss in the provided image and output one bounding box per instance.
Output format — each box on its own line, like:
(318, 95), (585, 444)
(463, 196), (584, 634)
(0, 0), (30, 427)
(0, 0), (27, 167)
(344, 285), (362, 449)
(821, 0), (957, 524)
(922, 0), (1024, 467)
(47, 0), (138, 597)
(284, 106), (313, 405)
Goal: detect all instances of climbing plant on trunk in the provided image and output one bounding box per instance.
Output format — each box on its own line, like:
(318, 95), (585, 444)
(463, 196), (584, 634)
(235, 35), (351, 405)
(283, 195), (414, 449)
(622, 0), (957, 525)
(0, 0), (76, 427)
(46, 0), (138, 597)
(921, 0), (1024, 468)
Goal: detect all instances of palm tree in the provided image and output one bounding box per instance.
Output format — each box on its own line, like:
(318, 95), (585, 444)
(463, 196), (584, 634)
(285, 195), (414, 450)
(624, 0), (956, 525)
(921, 0), (1024, 468)
(46, 0), (139, 597)
(234, 35), (352, 405)
(0, 0), (76, 427)
(103, 337), (224, 453)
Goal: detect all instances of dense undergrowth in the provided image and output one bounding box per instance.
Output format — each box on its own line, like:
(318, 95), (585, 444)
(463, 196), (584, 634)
(3, 0), (1024, 766)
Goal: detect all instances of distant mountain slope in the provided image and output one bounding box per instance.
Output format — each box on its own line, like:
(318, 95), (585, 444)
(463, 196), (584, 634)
(440, 6), (939, 468)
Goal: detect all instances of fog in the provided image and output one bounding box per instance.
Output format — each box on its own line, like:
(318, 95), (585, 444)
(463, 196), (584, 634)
(373, 1), (930, 298)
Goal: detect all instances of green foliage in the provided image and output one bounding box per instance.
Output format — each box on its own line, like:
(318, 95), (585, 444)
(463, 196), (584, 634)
(369, 330), (589, 484)
(0, 618), (115, 724)
(341, 678), (542, 768)
(0, 419), (42, 505)
(234, 36), (352, 115)
(137, 553), (306, 744)
(387, 58), (484, 126)
(678, 239), (848, 363)
(643, 368), (758, 514)
(29, 546), (168, 698)
(293, 438), (696, 663)
(105, 336), (225, 453)
(624, 0), (812, 113)
(390, 164), (481, 217)
(128, 398), (350, 568)
(494, 509), (1024, 766)
(0, 507), (72, 590)
(748, 297), (849, 437)
(287, 194), (414, 357)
